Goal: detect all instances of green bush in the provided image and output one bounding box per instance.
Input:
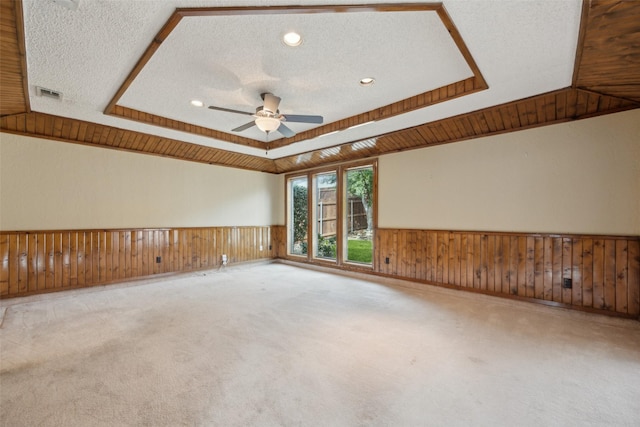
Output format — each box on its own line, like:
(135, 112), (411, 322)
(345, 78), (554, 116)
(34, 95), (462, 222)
(317, 234), (336, 258)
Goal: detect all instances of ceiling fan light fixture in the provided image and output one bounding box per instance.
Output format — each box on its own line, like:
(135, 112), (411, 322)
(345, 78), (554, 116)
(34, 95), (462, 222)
(283, 32), (302, 47)
(255, 116), (281, 133)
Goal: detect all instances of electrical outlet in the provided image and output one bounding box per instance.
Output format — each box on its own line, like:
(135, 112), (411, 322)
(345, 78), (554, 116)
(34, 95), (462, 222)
(156, 256), (161, 263)
(260, 245), (263, 251)
(562, 278), (572, 289)
(385, 257), (390, 264)
(222, 254), (227, 265)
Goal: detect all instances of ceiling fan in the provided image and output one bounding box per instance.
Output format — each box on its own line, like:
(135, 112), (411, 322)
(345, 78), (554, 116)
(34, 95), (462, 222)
(208, 93), (323, 138)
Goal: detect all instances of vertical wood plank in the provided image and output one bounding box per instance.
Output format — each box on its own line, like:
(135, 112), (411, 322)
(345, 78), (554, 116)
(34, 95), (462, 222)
(494, 235), (503, 294)
(542, 237), (553, 300)
(36, 233), (46, 291)
(473, 234), (482, 289)
(509, 236), (519, 295)
(77, 232), (85, 287)
(398, 231), (407, 278)
(27, 234), (38, 292)
(8, 235), (19, 295)
(501, 236), (510, 294)
(603, 239), (616, 311)
(452, 233), (461, 286)
(415, 231), (424, 281)
(131, 231), (139, 277)
(480, 234), (488, 290)
(582, 239), (593, 308)
(0, 234), (10, 296)
(92, 231), (100, 285)
(97, 231), (105, 282)
(141, 231), (149, 276)
(592, 239), (605, 309)
(69, 232), (78, 287)
(112, 231), (120, 280)
(562, 238), (572, 304)
(552, 237), (562, 303)
(533, 237), (544, 299)
(125, 231), (132, 278)
(54, 233), (63, 289)
(84, 232), (93, 286)
(572, 239), (583, 307)
(62, 232), (71, 288)
(615, 240), (628, 314)
(105, 232), (114, 281)
(441, 232), (450, 284)
(119, 231), (126, 279)
(459, 234), (468, 287)
(627, 240), (640, 316)
(486, 235), (495, 292)
(517, 236), (527, 297)
(425, 232), (434, 282)
(525, 236), (535, 298)
(17, 234), (28, 293)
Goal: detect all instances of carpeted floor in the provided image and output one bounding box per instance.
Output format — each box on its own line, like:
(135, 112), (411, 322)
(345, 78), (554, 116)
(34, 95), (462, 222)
(1, 262), (639, 426)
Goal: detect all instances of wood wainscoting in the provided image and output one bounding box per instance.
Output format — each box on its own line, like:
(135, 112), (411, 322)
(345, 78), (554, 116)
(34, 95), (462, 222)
(375, 229), (640, 318)
(0, 226), (274, 298)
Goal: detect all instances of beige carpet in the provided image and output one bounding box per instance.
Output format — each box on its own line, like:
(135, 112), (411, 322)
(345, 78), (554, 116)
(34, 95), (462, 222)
(1, 262), (639, 426)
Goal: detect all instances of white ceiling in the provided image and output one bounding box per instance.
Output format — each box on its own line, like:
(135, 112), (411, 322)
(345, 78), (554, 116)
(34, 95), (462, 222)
(23, 0), (582, 159)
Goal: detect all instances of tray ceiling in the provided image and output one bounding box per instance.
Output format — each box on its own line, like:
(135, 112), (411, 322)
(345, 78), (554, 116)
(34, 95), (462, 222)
(20, 0), (579, 159)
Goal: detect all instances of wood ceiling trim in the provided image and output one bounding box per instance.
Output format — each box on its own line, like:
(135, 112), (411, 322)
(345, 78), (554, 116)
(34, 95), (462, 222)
(104, 3), (487, 150)
(0, 0), (30, 116)
(272, 88), (639, 173)
(571, 0), (590, 88)
(0, 112), (277, 173)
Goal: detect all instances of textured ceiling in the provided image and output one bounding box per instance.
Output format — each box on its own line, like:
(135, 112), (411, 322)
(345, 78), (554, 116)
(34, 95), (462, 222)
(118, 10), (471, 142)
(21, 0), (582, 159)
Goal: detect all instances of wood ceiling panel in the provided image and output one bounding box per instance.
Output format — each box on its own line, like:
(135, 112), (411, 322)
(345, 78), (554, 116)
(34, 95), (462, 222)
(0, 0), (29, 116)
(574, 0), (640, 101)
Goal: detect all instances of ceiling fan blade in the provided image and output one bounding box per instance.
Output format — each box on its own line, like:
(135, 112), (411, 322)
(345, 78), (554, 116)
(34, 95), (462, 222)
(282, 114), (323, 124)
(262, 93), (281, 113)
(277, 122), (295, 138)
(232, 121), (257, 132)
(208, 105), (253, 116)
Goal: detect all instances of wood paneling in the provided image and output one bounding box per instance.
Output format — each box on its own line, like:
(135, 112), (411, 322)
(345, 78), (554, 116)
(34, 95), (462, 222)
(0, 226), (276, 298)
(0, 0), (29, 115)
(374, 229), (640, 318)
(574, 0), (640, 102)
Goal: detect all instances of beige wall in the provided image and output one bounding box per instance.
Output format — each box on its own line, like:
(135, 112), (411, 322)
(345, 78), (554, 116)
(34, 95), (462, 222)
(378, 109), (640, 235)
(0, 134), (284, 230)
(2, 109), (638, 235)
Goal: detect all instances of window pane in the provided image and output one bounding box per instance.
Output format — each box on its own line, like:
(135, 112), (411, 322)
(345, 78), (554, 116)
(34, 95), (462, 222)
(313, 172), (337, 260)
(289, 177), (308, 256)
(345, 166), (373, 264)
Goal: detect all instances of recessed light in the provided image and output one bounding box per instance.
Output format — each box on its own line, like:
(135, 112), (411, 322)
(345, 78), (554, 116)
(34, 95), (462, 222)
(359, 77), (375, 86)
(283, 32), (302, 47)
(190, 99), (204, 107)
